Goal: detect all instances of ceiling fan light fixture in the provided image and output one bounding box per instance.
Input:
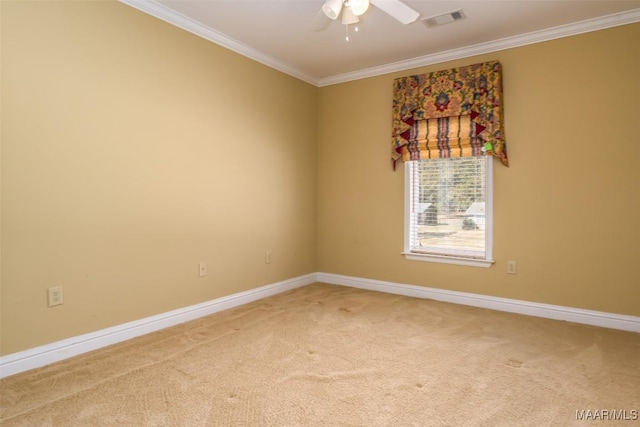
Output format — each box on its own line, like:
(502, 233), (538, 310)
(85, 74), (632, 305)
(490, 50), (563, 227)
(349, 0), (370, 16)
(322, 0), (343, 20)
(341, 6), (359, 25)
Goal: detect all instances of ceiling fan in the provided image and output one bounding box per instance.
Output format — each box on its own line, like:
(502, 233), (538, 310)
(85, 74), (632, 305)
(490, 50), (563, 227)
(310, 0), (420, 32)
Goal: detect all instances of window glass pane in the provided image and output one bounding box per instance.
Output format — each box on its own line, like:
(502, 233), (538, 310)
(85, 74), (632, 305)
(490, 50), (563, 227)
(409, 157), (487, 259)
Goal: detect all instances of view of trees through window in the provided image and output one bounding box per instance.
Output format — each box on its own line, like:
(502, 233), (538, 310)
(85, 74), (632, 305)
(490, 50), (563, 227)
(410, 156), (487, 257)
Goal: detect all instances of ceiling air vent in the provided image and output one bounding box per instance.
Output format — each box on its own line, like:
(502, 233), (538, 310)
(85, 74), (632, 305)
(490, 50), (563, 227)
(422, 10), (466, 28)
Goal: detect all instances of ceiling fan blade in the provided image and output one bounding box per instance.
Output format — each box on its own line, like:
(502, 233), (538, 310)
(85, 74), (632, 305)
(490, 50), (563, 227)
(370, 0), (420, 24)
(309, 9), (332, 31)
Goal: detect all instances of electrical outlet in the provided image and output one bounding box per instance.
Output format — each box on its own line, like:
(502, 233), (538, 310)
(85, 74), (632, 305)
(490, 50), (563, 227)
(507, 260), (517, 275)
(48, 286), (64, 307)
(199, 261), (207, 277)
(265, 251), (272, 264)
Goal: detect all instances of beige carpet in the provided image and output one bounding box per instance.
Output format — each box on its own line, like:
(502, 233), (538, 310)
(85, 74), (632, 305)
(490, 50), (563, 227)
(1, 283), (639, 426)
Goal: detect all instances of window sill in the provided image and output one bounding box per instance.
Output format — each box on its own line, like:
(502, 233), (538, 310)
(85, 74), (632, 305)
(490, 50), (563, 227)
(402, 252), (494, 268)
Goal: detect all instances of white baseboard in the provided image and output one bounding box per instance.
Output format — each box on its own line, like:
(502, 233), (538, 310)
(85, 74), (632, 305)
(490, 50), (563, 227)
(0, 273), (316, 379)
(317, 272), (640, 333)
(3, 271), (638, 379)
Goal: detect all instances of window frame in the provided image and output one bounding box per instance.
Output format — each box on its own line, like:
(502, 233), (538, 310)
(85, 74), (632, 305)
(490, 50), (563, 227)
(402, 156), (495, 268)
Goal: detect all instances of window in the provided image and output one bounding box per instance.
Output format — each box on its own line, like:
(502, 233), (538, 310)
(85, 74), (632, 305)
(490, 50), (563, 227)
(404, 156), (493, 267)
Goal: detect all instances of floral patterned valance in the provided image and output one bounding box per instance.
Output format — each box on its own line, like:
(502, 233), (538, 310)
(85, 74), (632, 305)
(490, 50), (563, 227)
(392, 60), (508, 167)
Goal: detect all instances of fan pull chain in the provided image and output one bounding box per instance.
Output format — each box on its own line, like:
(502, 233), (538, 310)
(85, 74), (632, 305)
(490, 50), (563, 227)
(345, 23), (360, 41)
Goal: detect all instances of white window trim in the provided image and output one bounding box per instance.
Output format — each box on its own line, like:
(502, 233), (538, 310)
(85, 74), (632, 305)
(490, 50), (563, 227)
(403, 157), (495, 268)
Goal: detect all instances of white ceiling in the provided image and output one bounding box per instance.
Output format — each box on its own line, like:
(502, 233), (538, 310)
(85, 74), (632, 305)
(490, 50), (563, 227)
(121, 0), (640, 86)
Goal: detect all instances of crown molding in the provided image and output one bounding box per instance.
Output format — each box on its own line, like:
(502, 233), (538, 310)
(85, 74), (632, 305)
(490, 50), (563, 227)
(119, 1), (639, 87)
(119, 0), (319, 86)
(317, 8), (640, 86)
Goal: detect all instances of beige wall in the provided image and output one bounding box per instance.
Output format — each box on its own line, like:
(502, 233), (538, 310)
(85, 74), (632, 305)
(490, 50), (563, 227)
(2, 1), (638, 357)
(1, 1), (318, 355)
(318, 23), (640, 317)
